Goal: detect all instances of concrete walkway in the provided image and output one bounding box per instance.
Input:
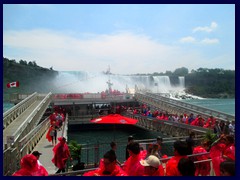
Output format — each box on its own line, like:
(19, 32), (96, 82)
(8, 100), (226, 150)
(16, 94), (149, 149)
(32, 128), (63, 175)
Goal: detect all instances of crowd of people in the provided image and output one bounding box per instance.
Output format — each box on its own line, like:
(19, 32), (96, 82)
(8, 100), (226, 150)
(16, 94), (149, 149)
(132, 104), (235, 136)
(12, 103), (235, 176)
(46, 107), (66, 146)
(12, 132), (235, 176)
(83, 133), (235, 176)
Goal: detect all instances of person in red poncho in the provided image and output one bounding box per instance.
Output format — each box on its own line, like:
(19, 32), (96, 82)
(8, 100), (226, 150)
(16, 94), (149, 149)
(209, 135), (226, 176)
(46, 125), (57, 146)
(32, 151), (48, 176)
(192, 143), (211, 176)
(52, 137), (72, 173)
(13, 154), (42, 176)
(122, 142), (145, 176)
(83, 150), (127, 176)
(140, 155), (164, 176)
(222, 135), (235, 161)
(165, 140), (189, 176)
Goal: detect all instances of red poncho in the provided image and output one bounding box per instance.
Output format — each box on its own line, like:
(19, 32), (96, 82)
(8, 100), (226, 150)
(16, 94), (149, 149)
(209, 143), (226, 176)
(223, 144), (235, 161)
(46, 126), (53, 142)
(193, 146), (210, 176)
(83, 159), (127, 176)
(13, 154), (43, 176)
(52, 140), (71, 169)
(123, 152), (145, 176)
(165, 155), (188, 176)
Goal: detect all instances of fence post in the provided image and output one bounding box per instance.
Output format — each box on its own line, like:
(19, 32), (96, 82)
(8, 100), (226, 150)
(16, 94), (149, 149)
(94, 141), (99, 167)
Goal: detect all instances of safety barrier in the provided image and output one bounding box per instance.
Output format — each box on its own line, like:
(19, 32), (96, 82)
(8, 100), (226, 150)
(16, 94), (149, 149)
(3, 92), (38, 129)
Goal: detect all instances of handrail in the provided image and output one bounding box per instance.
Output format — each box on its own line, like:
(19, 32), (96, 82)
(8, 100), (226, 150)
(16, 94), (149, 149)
(3, 92), (38, 129)
(135, 92), (235, 122)
(145, 92), (235, 120)
(18, 117), (50, 150)
(3, 92), (37, 117)
(12, 92), (52, 145)
(48, 151), (214, 176)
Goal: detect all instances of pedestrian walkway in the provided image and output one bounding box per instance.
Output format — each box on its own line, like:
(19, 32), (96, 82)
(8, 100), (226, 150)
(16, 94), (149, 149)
(32, 127), (63, 175)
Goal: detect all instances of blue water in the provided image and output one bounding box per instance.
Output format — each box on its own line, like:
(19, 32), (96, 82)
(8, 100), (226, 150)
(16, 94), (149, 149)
(181, 98), (235, 115)
(3, 102), (14, 113)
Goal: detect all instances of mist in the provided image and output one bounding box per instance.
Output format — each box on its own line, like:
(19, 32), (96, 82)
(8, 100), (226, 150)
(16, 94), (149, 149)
(44, 71), (185, 94)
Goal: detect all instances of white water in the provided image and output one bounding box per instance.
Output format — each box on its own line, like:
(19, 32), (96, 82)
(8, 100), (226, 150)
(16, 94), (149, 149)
(49, 71), (186, 95)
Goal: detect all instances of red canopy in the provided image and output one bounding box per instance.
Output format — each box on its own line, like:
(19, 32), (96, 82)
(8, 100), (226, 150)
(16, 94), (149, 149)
(90, 114), (138, 124)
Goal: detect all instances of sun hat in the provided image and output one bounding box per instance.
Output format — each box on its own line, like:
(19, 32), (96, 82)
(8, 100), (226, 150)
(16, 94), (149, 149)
(140, 155), (161, 168)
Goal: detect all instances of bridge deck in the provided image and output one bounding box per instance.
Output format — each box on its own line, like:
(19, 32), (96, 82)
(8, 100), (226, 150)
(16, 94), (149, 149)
(3, 99), (42, 149)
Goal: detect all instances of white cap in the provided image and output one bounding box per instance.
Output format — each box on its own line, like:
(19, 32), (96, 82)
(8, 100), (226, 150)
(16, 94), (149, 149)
(140, 155), (161, 168)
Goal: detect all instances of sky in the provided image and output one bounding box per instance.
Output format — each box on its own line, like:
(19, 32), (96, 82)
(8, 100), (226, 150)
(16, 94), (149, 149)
(3, 4), (235, 74)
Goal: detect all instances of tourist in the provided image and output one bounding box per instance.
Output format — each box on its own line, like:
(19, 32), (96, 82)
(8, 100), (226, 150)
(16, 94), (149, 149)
(165, 140), (189, 176)
(125, 135), (134, 160)
(83, 150), (127, 176)
(223, 121), (230, 135)
(187, 113), (195, 124)
(177, 157), (196, 176)
(140, 155), (164, 176)
(156, 136), (163, 157)
(32, 151), (48, 176)
(213, 120), (222, 137)
(209, 135), (226, 176)
(220, 160), (235, 176)
(123, 142), (145, 176)
(52, 137), (72, 174)
(192, 142), (211, 176)
(219, 120), (226, 132)
(228, 121), (235, 135)
(151, 143), (161, 159)
(13, 154), (42, 176)
(222, 135), (235, 161)
(186, 131), (195, 155)
(46, 124), (57, 146)
(110, 141), (121, 165)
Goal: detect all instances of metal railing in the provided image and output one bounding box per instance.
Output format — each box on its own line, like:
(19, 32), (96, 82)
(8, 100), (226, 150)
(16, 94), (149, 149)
(49, 143), (215, 176)
(3, 92), (38, 129)
(135, 92), (235, 122)
(3, 117), (50, 176)
(10, 92), (52, 148)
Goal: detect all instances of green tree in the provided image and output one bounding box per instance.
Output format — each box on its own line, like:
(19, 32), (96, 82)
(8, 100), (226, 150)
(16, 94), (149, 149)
(173, 67), (189, 76)
(19, 60), (28, 65)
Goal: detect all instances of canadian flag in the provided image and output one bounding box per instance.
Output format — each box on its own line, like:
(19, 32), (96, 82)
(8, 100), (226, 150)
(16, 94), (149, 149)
(6, 81), (19, 88)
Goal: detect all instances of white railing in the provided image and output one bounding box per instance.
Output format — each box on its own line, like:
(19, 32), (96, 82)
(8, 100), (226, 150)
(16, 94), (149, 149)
(3, 92), (38, 129)
(135, 92), (235, 122)
(10, 93), (52, 147)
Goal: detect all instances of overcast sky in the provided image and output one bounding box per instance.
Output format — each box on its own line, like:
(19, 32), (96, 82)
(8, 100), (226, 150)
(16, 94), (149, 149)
(3, 4), (235, 74)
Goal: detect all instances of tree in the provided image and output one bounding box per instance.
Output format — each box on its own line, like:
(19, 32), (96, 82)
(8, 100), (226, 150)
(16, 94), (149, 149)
(32, 61), (37, 67)
(19, 60), (28, 65)
(68, 140), (84, 171)
(173, 67), (189, 76)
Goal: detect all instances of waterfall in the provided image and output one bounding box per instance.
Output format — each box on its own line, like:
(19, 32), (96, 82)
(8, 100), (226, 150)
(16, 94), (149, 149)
(178, 76), (185, 89)
(49, 71), (185, 94)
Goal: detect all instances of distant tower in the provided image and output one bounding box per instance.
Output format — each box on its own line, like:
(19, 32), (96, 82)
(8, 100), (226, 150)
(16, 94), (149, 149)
(106, 65), (110, 75)
(106, 66), (113, 94)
